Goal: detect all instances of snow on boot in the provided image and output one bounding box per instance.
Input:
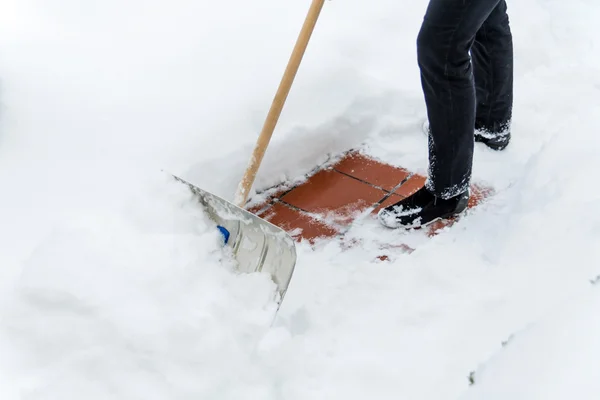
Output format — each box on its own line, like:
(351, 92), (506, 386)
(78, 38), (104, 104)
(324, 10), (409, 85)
(378, 186), (469, 229)
(474, 127), (510, 151)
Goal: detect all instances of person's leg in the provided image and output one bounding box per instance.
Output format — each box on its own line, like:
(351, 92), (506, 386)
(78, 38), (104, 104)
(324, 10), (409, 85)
(418, 0), (502, 199)
(378, 0), (503, 228)
(472, 0), (514, 150)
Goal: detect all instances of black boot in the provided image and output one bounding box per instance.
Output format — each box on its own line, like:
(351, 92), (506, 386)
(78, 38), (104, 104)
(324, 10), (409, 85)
(378, 186), (469, 229)
(474, 126), (510, 151)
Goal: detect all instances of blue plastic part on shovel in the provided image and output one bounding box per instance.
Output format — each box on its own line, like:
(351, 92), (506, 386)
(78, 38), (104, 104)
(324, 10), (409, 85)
(217, 225), (230, 244)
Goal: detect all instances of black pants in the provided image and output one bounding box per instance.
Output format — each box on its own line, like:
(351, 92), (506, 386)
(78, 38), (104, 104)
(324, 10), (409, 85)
(418, 0), (513, 199)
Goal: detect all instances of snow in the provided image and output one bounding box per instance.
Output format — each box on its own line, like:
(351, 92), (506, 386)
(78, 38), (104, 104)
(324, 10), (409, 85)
(1, 0), (600, 399)
(461, 286), (600, 399)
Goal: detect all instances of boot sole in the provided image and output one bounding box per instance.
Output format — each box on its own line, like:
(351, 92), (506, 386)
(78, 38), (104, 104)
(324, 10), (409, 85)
(378, 206), (467, 230)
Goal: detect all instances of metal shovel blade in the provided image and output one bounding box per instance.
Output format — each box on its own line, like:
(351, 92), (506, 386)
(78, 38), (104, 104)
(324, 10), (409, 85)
(174, 175), (297, 303)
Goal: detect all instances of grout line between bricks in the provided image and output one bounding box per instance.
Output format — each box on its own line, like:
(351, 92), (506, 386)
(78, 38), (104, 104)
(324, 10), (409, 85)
(273, 200), (350, 232)
(331, 168), (395, 193)
(373, 173), (414, 207)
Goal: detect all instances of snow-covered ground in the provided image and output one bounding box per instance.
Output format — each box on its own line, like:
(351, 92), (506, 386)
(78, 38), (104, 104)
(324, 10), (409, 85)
(461, 285), (600, 400)
(1, 0), (599, 398)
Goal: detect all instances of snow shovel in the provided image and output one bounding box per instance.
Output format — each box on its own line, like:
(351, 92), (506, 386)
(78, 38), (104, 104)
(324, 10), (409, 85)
(175, 0), (326, 305)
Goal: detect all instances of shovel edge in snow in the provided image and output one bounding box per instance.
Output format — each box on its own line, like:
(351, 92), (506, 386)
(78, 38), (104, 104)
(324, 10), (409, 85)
(174, 175), (297, 305)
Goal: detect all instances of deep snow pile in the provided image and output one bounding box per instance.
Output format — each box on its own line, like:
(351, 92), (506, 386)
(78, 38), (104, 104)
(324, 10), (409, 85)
(1, 0), (600, 399)
(0, 178), (280, 399)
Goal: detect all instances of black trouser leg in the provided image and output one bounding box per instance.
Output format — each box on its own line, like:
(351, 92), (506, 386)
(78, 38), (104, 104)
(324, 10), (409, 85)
(473, 1), (514, 138)
(417, 0), (513, 199)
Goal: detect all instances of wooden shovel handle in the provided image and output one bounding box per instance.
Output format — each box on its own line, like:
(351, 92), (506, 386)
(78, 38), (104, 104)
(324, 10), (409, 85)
(234, 0), (326, 207)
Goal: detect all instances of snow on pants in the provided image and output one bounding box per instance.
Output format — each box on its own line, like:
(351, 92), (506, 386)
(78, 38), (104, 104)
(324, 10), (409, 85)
(418, 0), (513, 199)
